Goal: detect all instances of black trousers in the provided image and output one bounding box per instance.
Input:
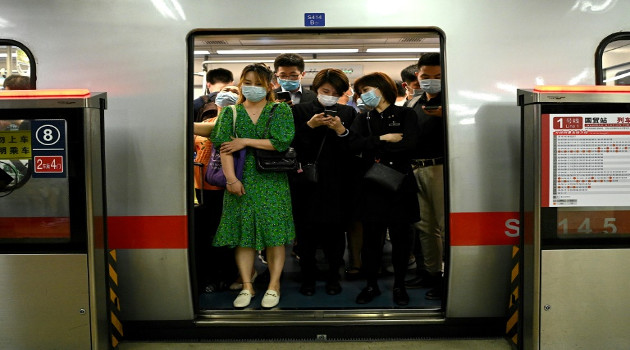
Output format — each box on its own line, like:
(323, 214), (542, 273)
(298, 221), (346, 283)
(194, 189), (236, 287)
(361, 221), (413, 287)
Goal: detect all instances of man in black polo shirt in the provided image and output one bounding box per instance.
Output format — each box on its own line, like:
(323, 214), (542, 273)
(404, 53), (445, 300)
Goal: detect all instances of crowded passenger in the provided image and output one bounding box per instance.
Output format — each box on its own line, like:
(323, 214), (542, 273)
(273, 53), (317, 105)
(403, 53), (445, 300)
(193, 83), (240, 293)
(2, 75), (31, 90)
(347, 72), (419, 306)
(400, 64), (421, 103)
(193, 68), (234, 122)
(291, 68), (358, 296)
(210, 63), (295, 309)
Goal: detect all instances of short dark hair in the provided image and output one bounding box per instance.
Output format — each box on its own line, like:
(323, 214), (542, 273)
(273, 53), (305, 72)
(400, 64), (418, 83)
(3, 75), (31, 90)
(417, 53), (441, 70)
(311, 68), (350, 96)
(353, 72), (397, 105)
(206, 68), (233, 84)
(394, 80), (406, 97)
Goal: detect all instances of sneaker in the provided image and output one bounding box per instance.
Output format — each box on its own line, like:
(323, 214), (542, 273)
(233, 290), (254, 308)
(261, 290), (280, 309)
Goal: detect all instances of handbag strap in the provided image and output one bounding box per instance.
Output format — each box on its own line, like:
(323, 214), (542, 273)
(230, 105), (239, 138)
(365, 112), (381, 163)
(312, 133), (327, 164)
(261, 103), (280, 138)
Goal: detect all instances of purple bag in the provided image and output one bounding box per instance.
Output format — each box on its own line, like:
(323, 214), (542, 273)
(205, 105), (246, 187)
(205, 147), (245, 187)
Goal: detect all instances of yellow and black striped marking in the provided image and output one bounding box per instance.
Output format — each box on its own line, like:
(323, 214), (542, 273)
(108, 249), (123, 349)
(506, 245), (519, 347)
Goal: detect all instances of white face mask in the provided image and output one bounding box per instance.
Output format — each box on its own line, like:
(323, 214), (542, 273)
(317, 94), (340, 107)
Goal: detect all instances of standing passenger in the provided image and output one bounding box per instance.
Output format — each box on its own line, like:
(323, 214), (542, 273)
(210, 63), (295, 309)
(348, 73), (419, 306)
(292, 68), (358, 296)
(273, 53), (317, 105)
(403, 53), (445, 300)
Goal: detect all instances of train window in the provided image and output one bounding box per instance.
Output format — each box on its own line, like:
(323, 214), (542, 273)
(595, 32), (630, 85)
(0, 40), (35, 90)
(188, 29), (447, 317)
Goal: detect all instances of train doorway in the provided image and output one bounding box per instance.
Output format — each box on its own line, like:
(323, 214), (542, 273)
(186, 28), (450, 330)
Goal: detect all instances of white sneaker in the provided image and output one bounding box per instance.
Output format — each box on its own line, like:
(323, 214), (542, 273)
(233, 290), (254, 308)
(261, 290), (280, 309)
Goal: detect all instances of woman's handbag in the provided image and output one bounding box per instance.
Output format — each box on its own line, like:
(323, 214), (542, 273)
(255, 103), (298, 172)
(299, 133), (327, 183)
(364, 162), (405, 192)
(205, 105), (246, 187)
(362, 115), (406, 191)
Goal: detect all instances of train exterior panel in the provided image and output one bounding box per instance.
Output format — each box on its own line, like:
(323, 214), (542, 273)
(2, 0), (628, 327)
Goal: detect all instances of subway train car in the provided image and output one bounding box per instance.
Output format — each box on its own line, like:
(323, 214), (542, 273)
(1, 0), (630, 345)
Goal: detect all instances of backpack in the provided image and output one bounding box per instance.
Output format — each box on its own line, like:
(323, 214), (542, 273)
(195, 93), (219, 122)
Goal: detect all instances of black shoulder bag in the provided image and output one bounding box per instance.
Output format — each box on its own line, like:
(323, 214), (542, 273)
(362, 114), (406, 191)
(254, 103), (298, 172)
(299, 133), (327, 183)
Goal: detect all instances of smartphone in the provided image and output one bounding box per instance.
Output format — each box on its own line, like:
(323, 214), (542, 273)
(324, 109), (338, 117)
(276, 91), (291, 101)
(423, 105), (441, 111)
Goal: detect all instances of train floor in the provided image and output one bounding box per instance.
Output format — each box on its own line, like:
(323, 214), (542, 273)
(198, 239), (442, 311)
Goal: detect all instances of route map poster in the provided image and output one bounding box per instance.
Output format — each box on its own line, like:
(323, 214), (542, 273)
(542, 113), (630, 207)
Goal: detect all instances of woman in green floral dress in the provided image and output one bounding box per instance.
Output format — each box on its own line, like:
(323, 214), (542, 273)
(210, 63), (295, 309)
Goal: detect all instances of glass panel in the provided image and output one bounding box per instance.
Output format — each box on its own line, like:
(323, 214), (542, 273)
(598, 34), (630, 86)
(0, 119), (70, 242)
(0, 42), (34, 90)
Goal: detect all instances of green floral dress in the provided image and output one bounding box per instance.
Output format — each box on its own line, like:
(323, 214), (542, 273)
(210, 103), (295, 250)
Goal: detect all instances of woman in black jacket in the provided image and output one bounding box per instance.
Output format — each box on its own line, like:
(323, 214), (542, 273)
(292, 68), (358, 296)
(347, 72), (419, 306)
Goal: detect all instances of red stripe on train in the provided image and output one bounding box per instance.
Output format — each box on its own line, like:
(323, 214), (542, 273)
(450, 212), (520, 246)
(108, 216), (188, 249)
(0, 217), (71, 239)
(105, 212), (519, 249)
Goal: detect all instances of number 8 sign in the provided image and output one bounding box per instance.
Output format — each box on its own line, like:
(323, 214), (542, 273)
(35, 124), (61, 146)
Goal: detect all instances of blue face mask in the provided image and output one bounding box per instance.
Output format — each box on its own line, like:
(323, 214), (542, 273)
(360, 89), (381, 108)
(241, 85), (267, 102)
(420, 79), (441, 94)
(215, 91), (238, 107)
(278, 78), (301, 91)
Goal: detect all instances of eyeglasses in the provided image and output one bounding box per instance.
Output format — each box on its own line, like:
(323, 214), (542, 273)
(276, 74), (301, 80)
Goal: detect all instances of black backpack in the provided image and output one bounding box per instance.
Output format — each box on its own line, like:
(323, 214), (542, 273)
(196, 93), (219, 122)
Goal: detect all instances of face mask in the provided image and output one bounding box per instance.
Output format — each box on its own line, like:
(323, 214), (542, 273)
(355, 98), (369, 113)
(317, 94), (340, 107)
(412, 89), (424, 97)
(420, 79), (441, 94)
(360, 89), (381, 108)
(215, 91), (238, 107)
(241, 85), (267, 102)
(278, 78), (301, 91)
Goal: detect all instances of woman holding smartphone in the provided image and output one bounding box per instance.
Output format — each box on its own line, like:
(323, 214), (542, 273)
(347, 72), (419, 306)
(291, 68), (358, 296)
(210, 63), (295, 309)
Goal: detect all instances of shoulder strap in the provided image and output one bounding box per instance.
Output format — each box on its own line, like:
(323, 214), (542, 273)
(312, 134), (327, 164)
(230, 105), (238, 138)
(261, 103), (280, 138)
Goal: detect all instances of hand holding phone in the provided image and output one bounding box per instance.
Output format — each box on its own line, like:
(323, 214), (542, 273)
(324, 109), (338, 117)
(423, 105), (440, 111)
(276, 91), (291, 102)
